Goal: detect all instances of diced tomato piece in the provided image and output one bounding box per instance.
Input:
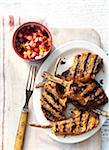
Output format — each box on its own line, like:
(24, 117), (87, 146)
(34, 48), (39, 52)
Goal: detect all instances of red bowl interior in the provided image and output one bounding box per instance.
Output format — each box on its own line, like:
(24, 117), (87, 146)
(12, 22), (52, 61)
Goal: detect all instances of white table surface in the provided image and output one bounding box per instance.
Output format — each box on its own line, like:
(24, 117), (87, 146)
(0, 1), (109, 150)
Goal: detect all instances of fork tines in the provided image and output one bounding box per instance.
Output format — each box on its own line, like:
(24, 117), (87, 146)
(26, 66), (37, 91)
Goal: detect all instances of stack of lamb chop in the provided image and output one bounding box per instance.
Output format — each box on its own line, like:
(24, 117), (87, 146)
(30, 51), (109, 136)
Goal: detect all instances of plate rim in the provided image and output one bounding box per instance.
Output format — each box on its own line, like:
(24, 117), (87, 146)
(33, 40), (108, 143)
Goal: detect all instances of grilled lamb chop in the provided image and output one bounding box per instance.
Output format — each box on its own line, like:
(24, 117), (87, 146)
(41, 72), (108, 110)
(40, 81), (67, 121)
(60, 51), (103, 82)
(65, 79), (108, 109)
(30, 108), (100, 136)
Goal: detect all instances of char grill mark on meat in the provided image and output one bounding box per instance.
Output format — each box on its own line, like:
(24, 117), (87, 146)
(85, 53), (97, 74)
(71, 108), (81, 134)
(41, 97), (65, 121)
(83, 52), (91, 71)
(80, 111), (89, 133)
(82, 82), (99, 98)
(83, 86), (98, 98)
(72, 109), (89, 134)
(91, 55), (98, 73)
(73, 55), (81, 77)
(42, 91), (63, 111)
(41, 106), (56, 122)
(54, 118), (76, 135)
(92, 55), (103, 74)
(44, 82), (60, 99)
(74, 52), (90, 75)
(70, 82), (87, 94)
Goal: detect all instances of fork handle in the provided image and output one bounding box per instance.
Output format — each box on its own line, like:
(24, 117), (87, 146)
(14, 110), (28, 150)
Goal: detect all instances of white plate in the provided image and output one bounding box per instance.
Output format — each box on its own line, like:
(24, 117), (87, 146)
(33, 40), (109, 143)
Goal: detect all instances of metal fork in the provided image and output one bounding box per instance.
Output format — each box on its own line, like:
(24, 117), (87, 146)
(14, 66), (36, 150)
